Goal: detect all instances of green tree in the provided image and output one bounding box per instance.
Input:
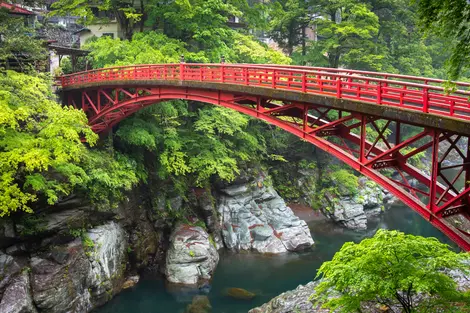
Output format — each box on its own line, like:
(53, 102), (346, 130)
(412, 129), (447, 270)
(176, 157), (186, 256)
(50, 0), (145, 39)
(0, 71), (96, 216)
(0, 70), (140, 215)
(311, 1), (381, 69)
(312, 229), (470, 313)
(413, 0), (470, 79)
(115, 101), (266, 190)
(145, 0), (242, 51)
(85, 31), (289, 67)
(0, 10), (46, 70)
(267, 0), (314, 56)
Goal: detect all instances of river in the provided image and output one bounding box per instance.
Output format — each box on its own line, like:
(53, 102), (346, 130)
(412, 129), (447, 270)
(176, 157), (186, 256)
(96, 202), (454, 313)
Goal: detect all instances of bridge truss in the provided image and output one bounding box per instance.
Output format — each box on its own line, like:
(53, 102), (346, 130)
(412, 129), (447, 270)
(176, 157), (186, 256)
(60, 64), (470, 250)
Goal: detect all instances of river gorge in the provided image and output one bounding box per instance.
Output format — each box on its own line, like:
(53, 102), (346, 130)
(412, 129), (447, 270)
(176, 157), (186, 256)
(95, 202), (453, 313)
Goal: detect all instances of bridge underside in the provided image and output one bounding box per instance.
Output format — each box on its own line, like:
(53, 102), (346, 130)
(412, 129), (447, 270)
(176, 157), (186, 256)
(63, 82), (470, 251)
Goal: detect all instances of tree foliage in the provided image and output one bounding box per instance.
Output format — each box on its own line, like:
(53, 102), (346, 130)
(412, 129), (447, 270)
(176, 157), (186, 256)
(267, 0), (314, 56)
(85, 30), (289, 68)
(0, 11), (46, 70)
(50, 0), (146, 39)
(312, 229), (470, 313)
(413, 0), (470, 79)
(310, 1), (381, 69)
(0, 71), (139, 216)
(0, 71), (95, 216)
(116, 101), (266, 190)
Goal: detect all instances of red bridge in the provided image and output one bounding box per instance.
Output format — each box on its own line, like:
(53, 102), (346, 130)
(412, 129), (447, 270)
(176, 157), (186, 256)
(59, 63), (470, 251)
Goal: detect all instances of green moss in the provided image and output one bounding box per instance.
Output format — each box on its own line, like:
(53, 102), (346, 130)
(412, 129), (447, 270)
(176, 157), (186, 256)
(209, 234), (217, 248)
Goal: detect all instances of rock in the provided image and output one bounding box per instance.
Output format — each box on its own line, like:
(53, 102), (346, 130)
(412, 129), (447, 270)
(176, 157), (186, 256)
(0, 252), (23, 293)
(0, 219), (16, 249)
(116, 193), (164, 272)
(5, 244), (29, 256)
(186, 295), (212, 313)
(0, 272), (38, 313)
(322, 194), (368, 230)
(321, 178), (389, 230)
(86, 222), (128, 305)
(225, 287), (256, 300)
(30, 222), (127, 312)
(165, 224), (219, 286)
(447, 261), (470, 292)
(217, 175), (314, 254)
(249, 281), (328, 313)
(122, 275), (140, 289)
(196, 189), (224, 250)
(30, 240), (94, 313)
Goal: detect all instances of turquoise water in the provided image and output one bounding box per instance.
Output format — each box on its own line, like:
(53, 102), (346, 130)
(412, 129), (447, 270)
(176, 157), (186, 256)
(96, 203), (453, 313)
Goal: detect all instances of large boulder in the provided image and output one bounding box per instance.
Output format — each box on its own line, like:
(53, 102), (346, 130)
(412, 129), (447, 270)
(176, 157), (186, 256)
(165, 224), (219, 286)
(86, 222), (128, 306)
(30, 240), (94, 313)
(0, 252), (24, 295)
(217, 176), (314, 254)
(30, 221), (127, 313)
(0, 272), (37, 313)
(322, 194), (368, 230)
(321, 178), (388, 230)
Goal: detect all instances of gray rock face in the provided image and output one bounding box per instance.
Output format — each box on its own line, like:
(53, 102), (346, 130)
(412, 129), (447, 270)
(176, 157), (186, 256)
(86, 222), (128, 306)
(322, 179), (387, 230)
(30, 221), (127, 313)
(0, 252), (23, 294)
(165, 224), (219, 286)
(196, 189), (224, 250)
(0, 219), (16, 249)
(217, 177), (314, 254)
(0, 272), (37, 313)
(30, 240), (94, 313)
(448, 261), (470, 292)
(249, 281), (326, 313)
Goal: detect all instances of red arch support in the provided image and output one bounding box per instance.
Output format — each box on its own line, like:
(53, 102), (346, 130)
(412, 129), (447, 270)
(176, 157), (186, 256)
(60, 64), (470, 251)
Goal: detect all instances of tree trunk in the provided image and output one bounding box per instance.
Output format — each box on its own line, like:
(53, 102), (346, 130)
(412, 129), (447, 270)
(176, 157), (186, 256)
(302, 27), (306, 58)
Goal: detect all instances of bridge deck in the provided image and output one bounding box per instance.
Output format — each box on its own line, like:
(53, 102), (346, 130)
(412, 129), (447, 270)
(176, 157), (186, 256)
(60, 63), (470, 135)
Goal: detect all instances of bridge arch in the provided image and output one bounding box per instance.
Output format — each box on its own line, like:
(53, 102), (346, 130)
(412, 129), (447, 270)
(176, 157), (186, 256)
(59, 64), (470, 250)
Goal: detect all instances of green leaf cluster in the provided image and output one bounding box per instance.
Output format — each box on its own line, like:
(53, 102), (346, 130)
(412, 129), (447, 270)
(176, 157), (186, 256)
(0, 71), (95, 216)
(85, 30), (289, 68)
(312, 229), (470, 312)
(0, 70), (139, 216)
(0, 11), (46, 70)
(413, 0), (470, 79)
(116, 102), (266, 190)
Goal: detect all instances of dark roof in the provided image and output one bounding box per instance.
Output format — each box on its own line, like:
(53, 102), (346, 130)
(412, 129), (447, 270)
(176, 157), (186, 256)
(73, 28), (91, 34)
(0, 2), (35, 15)
(48, 44), (89, 56)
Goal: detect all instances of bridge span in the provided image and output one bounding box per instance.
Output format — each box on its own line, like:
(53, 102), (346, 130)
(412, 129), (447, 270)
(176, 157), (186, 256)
(59, 63), (470, 251)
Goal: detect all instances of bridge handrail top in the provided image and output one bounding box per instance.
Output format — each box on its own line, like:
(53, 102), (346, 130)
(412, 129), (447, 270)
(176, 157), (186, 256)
(59, 63), (470, 96)
(250, 64), (470, 87)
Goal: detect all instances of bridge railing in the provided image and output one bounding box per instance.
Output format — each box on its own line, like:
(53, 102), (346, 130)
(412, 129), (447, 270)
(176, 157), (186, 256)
(60, 63), (470, 121)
